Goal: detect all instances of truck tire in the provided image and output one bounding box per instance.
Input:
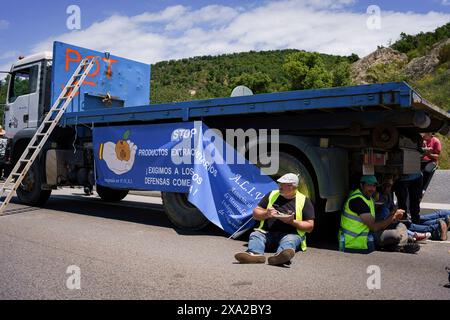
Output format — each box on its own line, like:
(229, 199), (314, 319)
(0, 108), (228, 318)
(160, 151), (318, 232)
(16, 163), (52, 206)
(161, 192), (209, 230)
(96, 184), (129, 202)
(275, 152), (334, 242)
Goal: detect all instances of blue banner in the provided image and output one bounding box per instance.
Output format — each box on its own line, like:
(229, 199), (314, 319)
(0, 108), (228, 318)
(93, 121), (277, 236)
(93, 122), (197, 192)
(187, 123), (277, 236)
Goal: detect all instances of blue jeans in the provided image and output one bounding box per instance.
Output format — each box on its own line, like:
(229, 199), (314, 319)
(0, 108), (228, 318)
(409, 222), (438, 234)
(247, 230), (302, 255)
(420, 210), (450, 225)
(409, 210), (450, 234)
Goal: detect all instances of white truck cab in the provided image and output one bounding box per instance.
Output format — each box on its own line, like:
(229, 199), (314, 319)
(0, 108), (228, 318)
(4, 52), (53, 140)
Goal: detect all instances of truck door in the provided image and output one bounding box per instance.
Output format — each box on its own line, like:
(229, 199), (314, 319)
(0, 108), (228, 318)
(5, 63), (40, 139)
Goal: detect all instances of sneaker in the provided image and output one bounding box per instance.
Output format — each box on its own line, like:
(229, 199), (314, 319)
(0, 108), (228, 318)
(267, 248), (295, 266)
(397, 243), (420, 254)
(234, 252), (266, 264)
(413, 232), (431, 242)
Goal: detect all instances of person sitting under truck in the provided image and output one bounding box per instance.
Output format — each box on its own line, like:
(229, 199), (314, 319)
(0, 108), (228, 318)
(339, 175), (420, 254)
(404, 210), (449, 241)
(376, 175), (447, 241)
(374, 175), (430, 242)
(234, 173), (315, 266)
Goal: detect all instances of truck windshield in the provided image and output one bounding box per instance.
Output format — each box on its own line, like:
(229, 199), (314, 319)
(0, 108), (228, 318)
(8, 65), (39, 103)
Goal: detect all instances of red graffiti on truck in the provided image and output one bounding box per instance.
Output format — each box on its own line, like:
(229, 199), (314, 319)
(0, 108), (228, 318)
(62, 48), (118, 97)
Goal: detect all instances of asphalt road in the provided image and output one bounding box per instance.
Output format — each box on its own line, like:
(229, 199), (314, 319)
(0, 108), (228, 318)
(422, 170), (450, 205)
(0, 173), (449, 300)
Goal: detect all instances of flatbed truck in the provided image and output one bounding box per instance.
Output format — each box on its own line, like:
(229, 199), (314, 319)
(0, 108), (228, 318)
(2, 41), (449, 232)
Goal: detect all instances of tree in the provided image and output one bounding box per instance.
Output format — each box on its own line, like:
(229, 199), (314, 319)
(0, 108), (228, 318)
(283, 52), (332, 90)
(0, 77), (8, 123)
(0, 79), (6, 104)
(391, 22), (450, 58)
(231, 72), (271, 94)
(347, 53), (359, 63)
(332, 62), (352, 87)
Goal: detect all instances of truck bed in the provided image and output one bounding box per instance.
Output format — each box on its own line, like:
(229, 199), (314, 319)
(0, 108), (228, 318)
(60, 82), (450, 129)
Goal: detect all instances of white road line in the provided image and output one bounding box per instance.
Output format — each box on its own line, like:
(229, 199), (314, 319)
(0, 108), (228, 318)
(425, 240), (450, 244)
(420, 202), (450, 210)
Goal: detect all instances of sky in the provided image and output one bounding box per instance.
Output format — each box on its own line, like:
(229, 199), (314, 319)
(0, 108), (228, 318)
(0, 0), (449, 77)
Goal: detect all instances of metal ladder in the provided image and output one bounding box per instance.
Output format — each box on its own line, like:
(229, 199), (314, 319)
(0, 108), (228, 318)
(0, 57), (97, 215)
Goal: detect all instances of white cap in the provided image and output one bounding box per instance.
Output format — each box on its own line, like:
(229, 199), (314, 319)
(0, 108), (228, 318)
(277, 173), (299, 186)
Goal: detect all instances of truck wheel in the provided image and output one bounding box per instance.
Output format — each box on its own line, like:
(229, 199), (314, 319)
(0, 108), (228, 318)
(275, 152), (334, 242)
(161, 192), (209, 230)
(96, 184), (129, 202)
(16, 163), (52, 206)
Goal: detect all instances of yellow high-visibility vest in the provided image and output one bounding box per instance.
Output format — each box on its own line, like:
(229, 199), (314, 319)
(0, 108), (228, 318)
(339, 189), (375, 251)
(256, 190), (307, 251)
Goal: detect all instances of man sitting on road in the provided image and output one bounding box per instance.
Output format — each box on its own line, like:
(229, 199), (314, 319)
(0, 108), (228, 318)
(234, 173), (315, 266)
(339, 175), (420, 254)
(374, 175), (430, 242)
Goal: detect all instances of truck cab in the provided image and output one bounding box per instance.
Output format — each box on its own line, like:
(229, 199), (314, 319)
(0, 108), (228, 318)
(4, 52), (53, 140)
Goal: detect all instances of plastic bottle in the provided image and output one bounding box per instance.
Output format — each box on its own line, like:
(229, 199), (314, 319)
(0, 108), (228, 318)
(367, 233), (375, 253)
(339, 232), (345, 252)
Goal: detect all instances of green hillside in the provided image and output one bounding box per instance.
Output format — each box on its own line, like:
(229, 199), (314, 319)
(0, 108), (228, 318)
(149, 49), (356, 103)
(391, 22), (450, 59)
(349, 23), (450, 168)
(410, 65), (450, 169)
(391, 23), (450, 169)
(0, 23), (448, 168)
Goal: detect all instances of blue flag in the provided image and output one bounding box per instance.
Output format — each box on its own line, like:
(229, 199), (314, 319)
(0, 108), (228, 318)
(93, 121), (277, 237)
(187, 122), (277, 237)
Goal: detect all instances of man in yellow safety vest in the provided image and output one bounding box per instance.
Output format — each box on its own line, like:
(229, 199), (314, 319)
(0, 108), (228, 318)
(339, 175), (409, 253)
(234, 173), (315, 266)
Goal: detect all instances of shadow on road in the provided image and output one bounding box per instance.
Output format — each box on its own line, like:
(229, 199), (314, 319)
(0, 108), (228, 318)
(5, 194), (339, 248)
(6, 194), (230, 238)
